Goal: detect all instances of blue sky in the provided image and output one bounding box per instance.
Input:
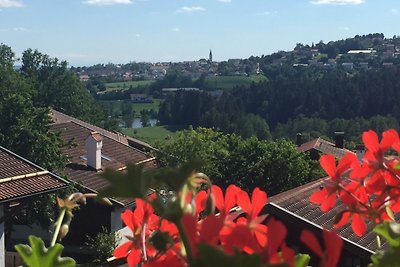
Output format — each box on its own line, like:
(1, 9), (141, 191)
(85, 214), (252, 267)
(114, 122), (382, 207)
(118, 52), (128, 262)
(0, 0), (399, 66)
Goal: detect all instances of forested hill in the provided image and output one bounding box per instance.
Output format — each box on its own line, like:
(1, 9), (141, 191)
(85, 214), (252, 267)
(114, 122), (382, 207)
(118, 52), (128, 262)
(158, 66), (400, 143)
(235, 67), (400, 127)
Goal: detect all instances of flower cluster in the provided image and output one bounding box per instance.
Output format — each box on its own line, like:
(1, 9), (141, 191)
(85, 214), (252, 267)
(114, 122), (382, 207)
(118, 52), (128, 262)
(311, 129), (400, 236)
(113, 184), (342, 267)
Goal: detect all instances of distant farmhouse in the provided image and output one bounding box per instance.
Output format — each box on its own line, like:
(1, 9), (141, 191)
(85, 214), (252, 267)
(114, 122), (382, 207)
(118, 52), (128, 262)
(162, 87), (201, 94)
(130, 93), (153, 103)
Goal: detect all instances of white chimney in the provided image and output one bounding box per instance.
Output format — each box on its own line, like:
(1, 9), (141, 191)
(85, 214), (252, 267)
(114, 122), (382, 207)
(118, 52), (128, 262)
(85, 132), (103, 171)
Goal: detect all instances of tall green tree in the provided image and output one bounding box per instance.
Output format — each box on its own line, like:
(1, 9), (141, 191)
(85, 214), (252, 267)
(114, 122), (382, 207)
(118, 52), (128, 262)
(156, 127), (312, 194)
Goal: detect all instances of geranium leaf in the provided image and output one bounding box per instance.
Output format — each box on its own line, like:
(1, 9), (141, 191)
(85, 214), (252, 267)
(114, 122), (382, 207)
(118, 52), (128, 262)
(374, 222), (400, 248)
(15, 236), (75, 267)
(295, 254), (311, 267)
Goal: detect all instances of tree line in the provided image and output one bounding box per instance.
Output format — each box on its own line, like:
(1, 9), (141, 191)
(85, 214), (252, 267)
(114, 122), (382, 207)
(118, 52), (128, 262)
(157, 66), (400, 142)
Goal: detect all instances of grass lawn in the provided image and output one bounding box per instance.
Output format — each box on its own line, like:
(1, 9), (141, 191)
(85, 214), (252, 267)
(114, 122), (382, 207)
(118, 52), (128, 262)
(121, 125), (185, 145)
(103, 80), (155, 92)
(131, 99), (162, 114)
(101, 99), (162, 116)
(204, 75), (267, 90)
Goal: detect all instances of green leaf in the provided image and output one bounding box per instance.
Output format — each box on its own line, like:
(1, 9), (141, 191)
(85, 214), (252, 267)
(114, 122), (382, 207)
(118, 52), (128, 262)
(374, 222), (400, 248)
(99, 163), (151, 199)
(394, 162), (400, 170)
(15, 235), (75, 267)
(295, 254), (310, 267)
(152, 161), (203, 191)
(195, 244), (267, 267)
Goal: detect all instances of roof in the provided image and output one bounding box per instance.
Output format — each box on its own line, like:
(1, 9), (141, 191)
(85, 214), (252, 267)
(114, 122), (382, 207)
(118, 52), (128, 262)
(297, 137), (354, 159)
(266, 179), (377, 256)
(0, 146), (69, 204)
(50, 109), (155, 151)
(50, 121), (158, 206)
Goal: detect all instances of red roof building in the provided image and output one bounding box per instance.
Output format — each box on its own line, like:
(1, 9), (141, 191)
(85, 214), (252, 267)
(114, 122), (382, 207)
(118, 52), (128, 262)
(0, 146), (68, 267)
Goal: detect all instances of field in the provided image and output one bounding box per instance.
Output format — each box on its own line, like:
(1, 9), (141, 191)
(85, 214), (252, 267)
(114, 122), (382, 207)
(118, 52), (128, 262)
(121, 125), (185, 145)
(204, 75), (267, 90)
(102, 80), (155, 92)
(101, 99), (162, 116)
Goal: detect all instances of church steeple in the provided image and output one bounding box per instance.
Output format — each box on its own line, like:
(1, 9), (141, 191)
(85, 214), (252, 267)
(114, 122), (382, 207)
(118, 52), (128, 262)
(209, 49), (213, 62)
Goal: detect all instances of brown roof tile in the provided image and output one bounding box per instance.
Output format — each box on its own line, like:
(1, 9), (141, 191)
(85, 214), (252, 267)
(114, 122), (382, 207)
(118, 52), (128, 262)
(0, 147), (68, 204)
(267, 179), (378, 254)
(50, 109), (155, 151)
(297, 138), (355, 159)
(50, 121), (158, 206)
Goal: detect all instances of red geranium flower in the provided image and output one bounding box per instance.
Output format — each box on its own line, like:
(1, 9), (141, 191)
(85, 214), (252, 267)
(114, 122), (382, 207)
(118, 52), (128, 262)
(262, 218), (294, 266)
(114, 198), (159, 267)
(181, 213), (224, 257)
(334, 210), (367, 237)
(362, 129), (399, 170)
(310, 153), (356, 212)
(301, 229), (343, 267)
(235, 187), (268, 246)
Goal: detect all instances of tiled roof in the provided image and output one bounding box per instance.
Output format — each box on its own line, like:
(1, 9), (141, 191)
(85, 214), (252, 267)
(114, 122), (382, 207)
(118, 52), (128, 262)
(297, 137), (355, 159)
(50, 121), (158, 206)
(50, 109), (155, 151)
(0, 146), (69, 204)
(266, 179), (377, 255)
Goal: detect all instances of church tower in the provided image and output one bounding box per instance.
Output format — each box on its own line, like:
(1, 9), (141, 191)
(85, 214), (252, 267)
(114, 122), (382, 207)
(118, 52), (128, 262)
(209, 49), (213, 62)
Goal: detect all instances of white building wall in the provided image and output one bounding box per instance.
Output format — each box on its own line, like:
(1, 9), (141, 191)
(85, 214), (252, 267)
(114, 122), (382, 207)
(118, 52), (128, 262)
(1, 204), (5, 267)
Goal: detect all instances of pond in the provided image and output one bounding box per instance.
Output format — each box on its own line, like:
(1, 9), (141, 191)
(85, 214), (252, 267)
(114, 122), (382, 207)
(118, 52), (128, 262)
(119, 118), (158, 128)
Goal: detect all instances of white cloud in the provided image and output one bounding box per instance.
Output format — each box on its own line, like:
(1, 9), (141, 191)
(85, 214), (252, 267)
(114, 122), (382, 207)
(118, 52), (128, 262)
(177, 6), (205, 13)
(257, 10), (278, 16)
(310, 0), (364, 5)
(13, 27), (27, 31)
(0, 0), (24, 8)
(218, 0), (232, 3)
(135, 33), (141, 37)
(391, 8), (398, 13)
(172, 27), (180, 32)
(83, 0), (133, 6)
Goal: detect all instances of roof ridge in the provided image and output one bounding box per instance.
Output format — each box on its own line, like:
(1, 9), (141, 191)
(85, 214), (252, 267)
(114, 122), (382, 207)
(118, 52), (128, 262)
(68, 121), (153, 157)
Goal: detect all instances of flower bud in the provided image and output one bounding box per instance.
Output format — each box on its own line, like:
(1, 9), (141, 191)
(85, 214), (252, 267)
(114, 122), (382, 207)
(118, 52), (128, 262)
(59, 224), (69, 239)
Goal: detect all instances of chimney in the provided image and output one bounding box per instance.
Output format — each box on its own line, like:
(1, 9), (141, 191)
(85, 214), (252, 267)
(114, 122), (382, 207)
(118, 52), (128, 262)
(296, 133), (302, 147)
(334, 131), (344, 149)
(355, 144), (365, 162)
(85, 131), (103, 171)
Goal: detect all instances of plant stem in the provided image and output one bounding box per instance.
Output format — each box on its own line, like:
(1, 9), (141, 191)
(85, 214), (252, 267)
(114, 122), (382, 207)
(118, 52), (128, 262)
(51, 208), (66, 247)
(176, 220), (194, 266)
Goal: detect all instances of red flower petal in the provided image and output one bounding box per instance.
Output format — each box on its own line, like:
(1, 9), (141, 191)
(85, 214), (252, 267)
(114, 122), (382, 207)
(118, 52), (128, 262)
(320, 192), (337, 212)
(195, 190), (208, 215)
(250, 187), (267, 219)
(320, 154), (337, 178)
(121, 210), (136, 232)
(267, 218), (287, 256)
(352, 213), (367, 237)
(362, 130), (379, 152)
(237, 190), (251, 215)
(114, 241), (133, 258)
(127, 248), (142, 267)
(300, 230), (323, 257)
(334, 211), (350, 229)
(181, 214), (198, 255)
(224, 184), (240, 213)
(323, 230), (343, 267)
(199, 214), (224, 245)
(310, 188), (327, 205)
(224, 224), (260, 254)
(380, 129), (398, 151)
(212, 185), (224, 213)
